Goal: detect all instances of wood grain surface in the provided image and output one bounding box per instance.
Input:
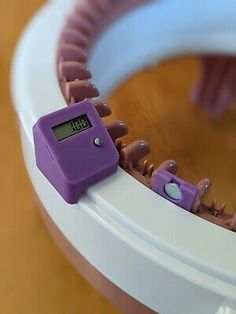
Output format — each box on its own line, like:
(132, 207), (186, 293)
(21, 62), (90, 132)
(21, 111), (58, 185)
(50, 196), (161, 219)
(1, 1), (236, 314)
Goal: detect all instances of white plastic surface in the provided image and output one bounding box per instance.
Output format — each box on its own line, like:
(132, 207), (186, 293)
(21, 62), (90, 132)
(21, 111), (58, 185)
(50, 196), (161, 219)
(216, 301), (236, 314)
(12, 1), (236, 313)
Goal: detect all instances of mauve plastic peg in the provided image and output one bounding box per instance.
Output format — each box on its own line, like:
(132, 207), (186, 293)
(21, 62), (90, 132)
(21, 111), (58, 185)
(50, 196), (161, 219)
(120, 140), (150, 169)
(60, 28), (89, 48)
(58, 43), (87, 63)
(93, 100), (111, 118)
(75, 3), (101, 25)
(90, 0), (111, 13)
(193, 55), (236, 118)
(66, 80), (99, 103)
(59, 61), (91, 82)
(106, 121), (128, 141)
(66, 15), (94, 36)
(192, 178), (211, 213)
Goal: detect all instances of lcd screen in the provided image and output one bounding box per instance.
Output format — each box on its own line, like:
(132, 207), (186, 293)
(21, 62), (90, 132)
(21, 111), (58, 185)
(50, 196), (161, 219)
(52, 114), (92, 141)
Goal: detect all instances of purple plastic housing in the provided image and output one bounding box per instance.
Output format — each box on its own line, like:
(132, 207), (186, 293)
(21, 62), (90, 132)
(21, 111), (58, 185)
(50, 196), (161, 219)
(151, 169), (198, 211)
(33, 100), (119, 204)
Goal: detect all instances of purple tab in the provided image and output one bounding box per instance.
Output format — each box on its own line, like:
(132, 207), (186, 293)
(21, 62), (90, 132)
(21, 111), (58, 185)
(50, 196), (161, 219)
(151, 169), (198, 211)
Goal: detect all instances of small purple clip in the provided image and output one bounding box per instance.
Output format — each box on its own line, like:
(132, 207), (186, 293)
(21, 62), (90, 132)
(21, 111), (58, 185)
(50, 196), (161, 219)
(151, 169), (198, 211)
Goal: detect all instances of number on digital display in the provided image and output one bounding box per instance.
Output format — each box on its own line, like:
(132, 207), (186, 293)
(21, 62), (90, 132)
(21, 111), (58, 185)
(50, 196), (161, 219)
(52, 114), (92, 141)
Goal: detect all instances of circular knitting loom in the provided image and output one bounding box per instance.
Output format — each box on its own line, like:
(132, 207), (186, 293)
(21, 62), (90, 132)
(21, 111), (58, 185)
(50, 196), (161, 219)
(12, 1), (236, 313)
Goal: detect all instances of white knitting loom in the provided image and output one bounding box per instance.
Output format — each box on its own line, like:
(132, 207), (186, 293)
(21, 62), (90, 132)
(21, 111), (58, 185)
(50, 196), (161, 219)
(11, 1), (236, 313)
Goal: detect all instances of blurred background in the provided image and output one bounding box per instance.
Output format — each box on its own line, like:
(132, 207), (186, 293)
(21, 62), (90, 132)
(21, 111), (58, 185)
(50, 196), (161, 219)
(1, 0), (236, 313)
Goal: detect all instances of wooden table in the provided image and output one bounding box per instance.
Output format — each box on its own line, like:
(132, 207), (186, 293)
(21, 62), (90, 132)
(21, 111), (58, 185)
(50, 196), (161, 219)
(1, 1), (236, 313)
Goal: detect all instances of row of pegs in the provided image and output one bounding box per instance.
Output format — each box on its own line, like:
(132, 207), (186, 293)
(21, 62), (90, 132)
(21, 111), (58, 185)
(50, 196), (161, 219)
(56, 0), (235, 232)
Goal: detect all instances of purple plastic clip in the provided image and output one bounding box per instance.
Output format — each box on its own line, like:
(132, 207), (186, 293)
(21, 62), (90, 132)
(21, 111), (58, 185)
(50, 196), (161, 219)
(151, 169), (198, 211)
(33, 100), (119, 204)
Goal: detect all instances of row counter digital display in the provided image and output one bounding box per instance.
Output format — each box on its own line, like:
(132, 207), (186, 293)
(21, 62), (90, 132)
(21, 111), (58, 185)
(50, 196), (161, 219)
(33, 100), (119, 203)
(52, 114), (92, 141)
